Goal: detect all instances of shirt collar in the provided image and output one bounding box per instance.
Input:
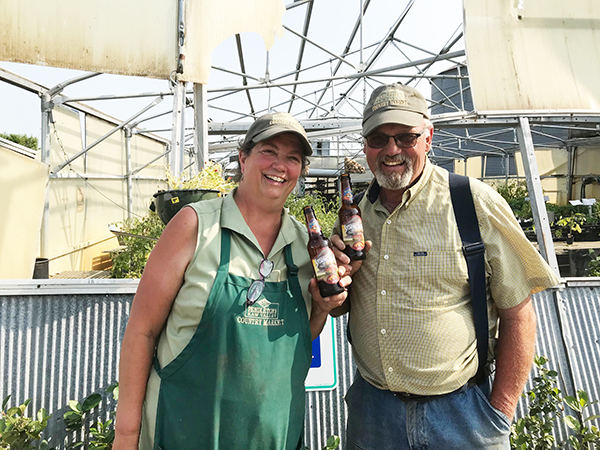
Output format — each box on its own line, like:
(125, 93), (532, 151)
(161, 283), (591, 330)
(220, 188), (297, 257)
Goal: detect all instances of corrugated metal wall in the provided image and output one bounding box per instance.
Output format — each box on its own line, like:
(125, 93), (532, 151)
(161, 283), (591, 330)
(1, 280), (600, 449)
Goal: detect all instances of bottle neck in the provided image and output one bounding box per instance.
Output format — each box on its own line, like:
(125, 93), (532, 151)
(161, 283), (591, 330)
(341, 180), (353, 204)
(304, 210), (322, 235)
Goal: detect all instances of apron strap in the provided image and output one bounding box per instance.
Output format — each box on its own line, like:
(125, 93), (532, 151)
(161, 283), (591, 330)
(154, 228), (232, 374)
(284, 244), (302, 299)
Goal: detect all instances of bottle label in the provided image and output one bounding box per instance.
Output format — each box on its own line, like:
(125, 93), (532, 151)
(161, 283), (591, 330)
(312, 247), (340, 284)
(342, 215), (365, 251)
(306, 216), (321, 234)
(342, 185), (353, 203)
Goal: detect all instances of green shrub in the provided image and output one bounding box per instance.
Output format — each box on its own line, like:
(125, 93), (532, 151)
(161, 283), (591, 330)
(110, 212), (165, 278)
(0, 133), (38, 151)
(511, 355), (561, 449)
(494, 180), (532, 221)
(285, 192), (339, 238)
(0, 396), (51, 450)
(61, 384), (118, 450)
(510, 355), (600, 449)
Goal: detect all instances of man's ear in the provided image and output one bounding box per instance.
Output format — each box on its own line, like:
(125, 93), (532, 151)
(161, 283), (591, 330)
(425, 127), (434, 153)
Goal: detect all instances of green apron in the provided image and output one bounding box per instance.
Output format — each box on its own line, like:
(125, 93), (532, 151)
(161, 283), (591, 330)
(153, 228), (312, 450)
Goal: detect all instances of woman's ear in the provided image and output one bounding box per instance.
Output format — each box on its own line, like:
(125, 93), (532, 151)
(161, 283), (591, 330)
(238, 150), (246, 175)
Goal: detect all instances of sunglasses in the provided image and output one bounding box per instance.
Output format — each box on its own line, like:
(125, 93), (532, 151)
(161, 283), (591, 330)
(246, 258), (274, 306)
(365, 129), (425, 149)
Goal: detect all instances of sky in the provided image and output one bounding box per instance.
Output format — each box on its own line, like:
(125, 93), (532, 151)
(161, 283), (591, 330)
(0, 0), (464, 145)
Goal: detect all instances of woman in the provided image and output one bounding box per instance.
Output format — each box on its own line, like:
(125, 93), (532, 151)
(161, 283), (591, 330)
(113, 112), (349, 450)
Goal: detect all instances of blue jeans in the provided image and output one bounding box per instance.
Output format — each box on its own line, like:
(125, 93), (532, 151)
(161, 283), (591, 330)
(345, 371), (511, 450)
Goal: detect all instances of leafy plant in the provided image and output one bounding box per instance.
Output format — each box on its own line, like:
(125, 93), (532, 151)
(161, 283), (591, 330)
(165, 161), (236, 193)
(555, 213), (587, 239)
(494, 180), (532, 221)
(0, 396), (51, 450)
(285, 192), (339, 238)
(587, 250), (600, 277)
(110, 212), (165, 278)
(511, 355), (562, 450)
(510, 355), (600, 449)
(302, 435), (341, 450)
(564, 390), (600, 449)
(62, 394), (102, 432)
(62, 383), (118, 450)
(322, 435), (341, 449)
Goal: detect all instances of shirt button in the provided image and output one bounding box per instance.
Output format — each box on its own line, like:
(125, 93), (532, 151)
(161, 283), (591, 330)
(383, 255), (389, 260)
(381, 329), (386, 335)
(386, 220), (392, 225)
(381, 290), (386, 295)
(388, 367), (394, 372)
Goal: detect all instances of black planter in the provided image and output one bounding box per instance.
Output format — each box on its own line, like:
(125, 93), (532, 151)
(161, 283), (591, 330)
(151, 189), (220, 224)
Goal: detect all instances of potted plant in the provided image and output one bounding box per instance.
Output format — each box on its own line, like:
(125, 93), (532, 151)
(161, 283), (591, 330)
(151, 162), (237, 224)
(555, 213), (586, 244)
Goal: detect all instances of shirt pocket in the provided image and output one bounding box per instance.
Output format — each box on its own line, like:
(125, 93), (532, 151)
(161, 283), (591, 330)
(405, 248), (470, 307)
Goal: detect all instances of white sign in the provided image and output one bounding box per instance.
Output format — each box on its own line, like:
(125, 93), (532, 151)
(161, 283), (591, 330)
(305, 315), (337, 391)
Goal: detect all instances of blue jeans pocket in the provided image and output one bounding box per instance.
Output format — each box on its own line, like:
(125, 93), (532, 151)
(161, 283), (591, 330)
(473, 385), (512, 431)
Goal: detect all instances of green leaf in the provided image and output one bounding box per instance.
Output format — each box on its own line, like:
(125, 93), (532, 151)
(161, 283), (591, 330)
(82, 393), (102, 412)
(6, 406), (20, 416)
(63, 410), (84, 430)
(325, 435), (340, 449)
(68, 400), (82, 412)
(1, 395), (10, 411)
(565, 396), (581, 412)
(565, 415), (582, 431)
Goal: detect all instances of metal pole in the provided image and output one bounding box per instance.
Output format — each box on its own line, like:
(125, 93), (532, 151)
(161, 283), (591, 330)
(516, 116), (560, 277)
(51, 97), (163, 174)
(566, 145), (575, 201)
(40, 93), (53, 259)
(193, 83), (209, 172)
(170, 80), (186, 179)
(125, 127), (133, 219)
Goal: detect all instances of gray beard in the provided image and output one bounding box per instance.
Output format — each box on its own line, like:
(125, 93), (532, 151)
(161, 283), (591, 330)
(374, 156), (414, 190)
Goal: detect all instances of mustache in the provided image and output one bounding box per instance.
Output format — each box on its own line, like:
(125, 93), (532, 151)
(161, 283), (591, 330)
(379, 154), (409, 164)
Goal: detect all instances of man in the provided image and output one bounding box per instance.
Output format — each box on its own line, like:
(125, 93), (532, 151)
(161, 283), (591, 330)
(331, 83), (559, 449)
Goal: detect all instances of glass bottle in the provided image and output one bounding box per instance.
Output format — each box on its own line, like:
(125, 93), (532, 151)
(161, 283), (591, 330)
(339, 174), (366, 261)
(303, 205), (345, 297)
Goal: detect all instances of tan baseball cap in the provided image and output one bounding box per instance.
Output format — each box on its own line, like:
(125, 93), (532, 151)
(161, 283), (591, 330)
(243, 112), (313, 156)
(362, 83), (429, 136)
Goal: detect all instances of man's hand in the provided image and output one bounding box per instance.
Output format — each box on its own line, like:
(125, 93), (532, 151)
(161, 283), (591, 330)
(330, 234), (372, 277)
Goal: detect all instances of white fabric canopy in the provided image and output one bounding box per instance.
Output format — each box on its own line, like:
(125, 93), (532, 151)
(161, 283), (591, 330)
(464, 0), (600, 112)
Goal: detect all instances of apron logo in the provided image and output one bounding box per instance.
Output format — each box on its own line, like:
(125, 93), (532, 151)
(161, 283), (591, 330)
(237, 298), (285, 326)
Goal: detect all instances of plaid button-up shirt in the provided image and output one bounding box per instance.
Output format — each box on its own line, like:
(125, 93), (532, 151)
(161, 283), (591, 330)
(338, 159), (558, 395)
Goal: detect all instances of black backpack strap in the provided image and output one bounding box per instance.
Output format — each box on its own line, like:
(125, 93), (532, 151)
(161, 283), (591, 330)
(448, 172), (488, 385)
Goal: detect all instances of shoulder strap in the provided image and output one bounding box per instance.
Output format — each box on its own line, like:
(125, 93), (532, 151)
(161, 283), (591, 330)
(448, 172), (488, 385)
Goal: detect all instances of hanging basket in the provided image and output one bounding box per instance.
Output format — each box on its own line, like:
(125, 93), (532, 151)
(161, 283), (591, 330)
(151, 189), (220, 225)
